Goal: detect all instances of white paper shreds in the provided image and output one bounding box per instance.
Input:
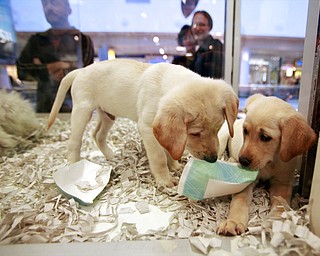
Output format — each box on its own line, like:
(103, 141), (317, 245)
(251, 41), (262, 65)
(0, 116), (319, 255)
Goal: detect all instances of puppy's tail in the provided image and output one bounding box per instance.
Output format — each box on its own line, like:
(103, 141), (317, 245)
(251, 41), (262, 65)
(47, 69), (79, 129)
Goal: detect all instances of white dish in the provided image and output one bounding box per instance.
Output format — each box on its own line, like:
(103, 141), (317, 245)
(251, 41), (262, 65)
(53, 159), (112, 205)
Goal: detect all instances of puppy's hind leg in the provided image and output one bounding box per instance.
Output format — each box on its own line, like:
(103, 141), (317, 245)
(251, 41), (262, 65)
(93, 108), (115, 159)
(68, 105), (93, 163)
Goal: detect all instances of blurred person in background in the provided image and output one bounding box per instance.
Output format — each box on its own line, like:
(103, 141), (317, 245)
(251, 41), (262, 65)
(17, 0), (94, 112)
(191, 10), (223, 79)
(172, 24), (196, 70)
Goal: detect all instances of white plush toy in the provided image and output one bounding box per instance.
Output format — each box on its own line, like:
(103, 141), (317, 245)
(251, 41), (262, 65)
(0, 90), (40, 154)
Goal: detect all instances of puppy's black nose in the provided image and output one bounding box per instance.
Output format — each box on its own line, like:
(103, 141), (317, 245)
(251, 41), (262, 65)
(239, 156), (251, 167)
(204, 154), (218, 163)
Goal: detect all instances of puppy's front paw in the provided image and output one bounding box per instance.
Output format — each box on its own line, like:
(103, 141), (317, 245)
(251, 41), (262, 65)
(168, 160), (181, 172)
(217, 219), (247, 236)
(155, 174), (178, 188)
(101, 147), (114, 160)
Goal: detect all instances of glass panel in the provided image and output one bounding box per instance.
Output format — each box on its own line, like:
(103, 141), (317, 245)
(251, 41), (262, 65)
(9, 0), (226, 112)
(238, 0), (308, 111)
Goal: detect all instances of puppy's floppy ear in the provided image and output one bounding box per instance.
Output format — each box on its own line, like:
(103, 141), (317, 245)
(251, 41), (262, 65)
(223, 94), (239, 137)
(153, 108), (188, 160)
(243, 93), (264, 113)
(280, 115), (317, 162)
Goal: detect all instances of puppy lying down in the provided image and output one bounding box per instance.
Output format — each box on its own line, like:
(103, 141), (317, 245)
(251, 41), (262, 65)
(0, 90), (39, 154)
(217, 94), (317, 236)
(48, 59), (239, 187)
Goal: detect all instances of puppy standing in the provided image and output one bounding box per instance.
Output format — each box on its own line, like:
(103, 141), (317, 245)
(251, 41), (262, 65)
(218, 94), (317, 236)
(47, 59), (239, 187)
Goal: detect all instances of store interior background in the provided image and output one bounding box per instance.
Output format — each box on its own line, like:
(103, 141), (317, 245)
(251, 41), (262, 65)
(2, 0), (320, 248)
(5, 0), (308, 110)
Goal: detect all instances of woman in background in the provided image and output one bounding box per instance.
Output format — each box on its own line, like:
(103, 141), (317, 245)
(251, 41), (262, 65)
(172, 24), (196, 71)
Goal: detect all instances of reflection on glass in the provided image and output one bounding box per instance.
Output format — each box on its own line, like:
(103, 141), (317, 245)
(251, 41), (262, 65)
(10, 0), (309, 112)
(16, 0), (94, 113)
(238, 0), (308, 110)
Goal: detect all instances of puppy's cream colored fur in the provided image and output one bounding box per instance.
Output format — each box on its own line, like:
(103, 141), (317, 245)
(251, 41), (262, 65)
(217, 94), (317, 236)
(0, 90), (39, 151)
(48, 59), (238, 187)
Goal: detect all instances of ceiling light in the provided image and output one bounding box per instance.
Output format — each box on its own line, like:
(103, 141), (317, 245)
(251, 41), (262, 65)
(153, 36), (159, 43)
(159, 48), (165, 55)
(176, 46), (186, 52)
(140, 12), (147, 18)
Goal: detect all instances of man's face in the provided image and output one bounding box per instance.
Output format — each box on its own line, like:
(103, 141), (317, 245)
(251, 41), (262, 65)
(42, 0), (71, 28)
(191, 13), (211, 41)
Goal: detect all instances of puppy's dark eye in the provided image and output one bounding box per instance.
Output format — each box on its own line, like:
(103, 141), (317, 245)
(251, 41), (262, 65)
(190, 133), (201, 137)
(243, 127), (248, 135)
(260, 134), (272, 142)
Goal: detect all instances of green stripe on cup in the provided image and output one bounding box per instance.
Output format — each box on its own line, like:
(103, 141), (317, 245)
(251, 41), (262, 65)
(182, 159), (210, 200)
(182, 159), (258, 200)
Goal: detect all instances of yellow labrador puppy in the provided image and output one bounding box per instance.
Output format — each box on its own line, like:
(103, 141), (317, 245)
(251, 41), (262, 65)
(0, 90), (39, 150)
(48, 59), (239, 187)
(218, 94), (317, 236)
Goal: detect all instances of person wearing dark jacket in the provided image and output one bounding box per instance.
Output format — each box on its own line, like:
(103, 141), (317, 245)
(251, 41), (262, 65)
(191, 10), (224, 79)
(17, 0), (94, 112)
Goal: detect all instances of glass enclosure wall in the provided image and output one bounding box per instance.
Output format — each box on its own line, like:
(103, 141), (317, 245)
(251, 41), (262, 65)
(11, 0), (226, 63)
(3, 0), (309, 112)
(7, 0), (226, 109)
(237, 0), (308, 110)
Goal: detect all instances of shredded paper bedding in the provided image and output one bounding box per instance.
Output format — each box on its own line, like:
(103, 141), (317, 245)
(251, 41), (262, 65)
(0, 117), (319, 255)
